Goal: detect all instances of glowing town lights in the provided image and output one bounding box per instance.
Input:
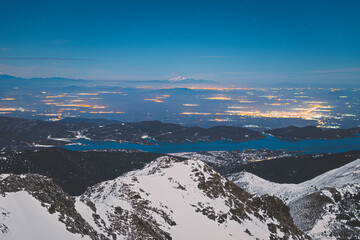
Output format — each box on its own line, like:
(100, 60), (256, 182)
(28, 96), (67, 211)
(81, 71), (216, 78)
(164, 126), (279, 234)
(144, 99), (164, 103)
(204, 96), (251, 101)
(0, 107), (30, 112)
(204, 96), (232, 100)
(91, 106), (108, 109)
(89, 111), (125, 114)
(258, 95), (278, 99)
(264, 103), (290, 106)
(182, 104), (200, 107)
(44, 103), (94, 108)
(144, 95), (170, 103)
(0, 107), (17, 111)
(99, 91), (122, 94)
(224, 107), (325, 120)
(1, 98), (15, 100)
(180, 112), (212, 115)
(76, 93), (99, 96)
(157, 95), (170, 99)
(45, 95), (67, 98)
(209, 118), (233, 122)
(303, 101), (328, 104)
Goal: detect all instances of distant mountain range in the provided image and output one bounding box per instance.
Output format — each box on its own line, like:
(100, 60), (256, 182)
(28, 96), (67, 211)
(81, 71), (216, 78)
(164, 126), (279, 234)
(0, 74), (215, 88)
(108, 77), (216, 84)
(0, 74), (86, 82)
(0, 74), (88, 89)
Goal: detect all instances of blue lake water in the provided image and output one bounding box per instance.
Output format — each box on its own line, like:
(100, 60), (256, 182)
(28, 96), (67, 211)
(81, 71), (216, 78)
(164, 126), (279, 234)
(63, 135), (360, 154)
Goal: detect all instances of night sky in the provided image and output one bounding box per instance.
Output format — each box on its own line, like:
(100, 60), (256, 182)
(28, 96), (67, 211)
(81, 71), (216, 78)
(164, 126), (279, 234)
(0, 0), (359, 84)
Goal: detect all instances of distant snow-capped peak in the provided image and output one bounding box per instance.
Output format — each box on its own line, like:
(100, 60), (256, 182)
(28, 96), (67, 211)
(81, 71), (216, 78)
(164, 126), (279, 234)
(169, 75), (188, 81)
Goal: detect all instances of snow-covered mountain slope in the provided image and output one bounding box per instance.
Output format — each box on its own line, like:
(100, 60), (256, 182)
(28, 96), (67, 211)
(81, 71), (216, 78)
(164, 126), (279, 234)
(0, 191), (90, 240)
(229, 158), (360, 204)
(0, 174), (105, 240)
(229, 159), (360, 239)
(0, 157), (309, 240)
(76, 156), (308, 240)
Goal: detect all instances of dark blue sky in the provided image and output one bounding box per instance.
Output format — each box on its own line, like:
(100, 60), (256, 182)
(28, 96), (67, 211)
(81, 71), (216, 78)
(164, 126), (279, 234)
(0, 0), (359, 84)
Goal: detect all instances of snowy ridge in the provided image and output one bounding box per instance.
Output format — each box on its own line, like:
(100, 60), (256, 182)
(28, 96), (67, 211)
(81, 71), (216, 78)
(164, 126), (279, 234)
(76, 156), (307, 240)
(229, 159), (360, 239)
(229, 158), (360, 203)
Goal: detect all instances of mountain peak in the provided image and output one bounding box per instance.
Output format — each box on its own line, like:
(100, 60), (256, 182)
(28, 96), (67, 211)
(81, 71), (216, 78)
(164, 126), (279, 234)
(78, 157), (308, 239)
(168, 75), (215, 83)
(169, 75), (188, 81)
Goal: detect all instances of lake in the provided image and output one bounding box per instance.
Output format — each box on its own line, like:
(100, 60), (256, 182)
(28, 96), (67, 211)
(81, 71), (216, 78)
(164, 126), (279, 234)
(63, 135), (360, 154)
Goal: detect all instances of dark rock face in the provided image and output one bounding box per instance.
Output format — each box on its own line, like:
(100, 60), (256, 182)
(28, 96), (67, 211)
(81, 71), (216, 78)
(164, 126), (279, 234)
(191, 162), (307, 239)
(290, 184), (360, 239)
(265, 125), (356, 140)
